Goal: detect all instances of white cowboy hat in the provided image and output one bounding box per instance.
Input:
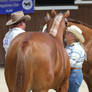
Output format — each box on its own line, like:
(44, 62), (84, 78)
(6, 11), (31, 26)
(67, 25), (85, 43)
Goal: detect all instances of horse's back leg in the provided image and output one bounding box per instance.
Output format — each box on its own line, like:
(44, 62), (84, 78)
(57, 79), (69, 92)
(40, 89), (48, 92)
(32, 89), (48, 92)
(8, 89), (12, 92)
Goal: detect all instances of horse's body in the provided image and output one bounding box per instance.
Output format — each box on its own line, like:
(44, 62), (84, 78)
(68, 20), (92, 92)
(5, 11), (70, 92)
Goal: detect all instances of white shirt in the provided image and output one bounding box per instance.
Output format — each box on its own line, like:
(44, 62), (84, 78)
(3, 27), (25, 55)
(66, 42), (86, 68)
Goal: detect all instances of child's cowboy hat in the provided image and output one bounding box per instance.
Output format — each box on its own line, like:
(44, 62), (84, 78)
(67, 25), (85, 43)
(6, 11), (31, 26)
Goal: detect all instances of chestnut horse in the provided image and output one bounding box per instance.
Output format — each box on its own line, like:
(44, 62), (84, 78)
(43, 11), (92, 92)
(5, 11), (70, 92)
(68, 19), (92, 92)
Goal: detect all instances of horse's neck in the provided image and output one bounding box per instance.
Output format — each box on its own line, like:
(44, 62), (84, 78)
(68, 22), (92, 43)
(78, 24), (92, 44)
(49, 14), (65, 42)
(83, 27), (92, 39)
(56, 17), (66, 43)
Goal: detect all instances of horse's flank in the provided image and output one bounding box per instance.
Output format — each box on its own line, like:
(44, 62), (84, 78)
(5, 32), (70, 92)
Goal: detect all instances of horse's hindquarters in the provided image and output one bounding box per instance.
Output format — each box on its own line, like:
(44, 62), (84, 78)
(5, 32), (70, 92)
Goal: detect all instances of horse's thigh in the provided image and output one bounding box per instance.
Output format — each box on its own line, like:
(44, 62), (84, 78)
(39, 90), (48, 92)
(8, 89), (12, 92)
(32, 89), (48, 92)
(57, 80), (69, 92)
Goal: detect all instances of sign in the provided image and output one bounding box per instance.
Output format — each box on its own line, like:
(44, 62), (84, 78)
(0, 0), (34, 14)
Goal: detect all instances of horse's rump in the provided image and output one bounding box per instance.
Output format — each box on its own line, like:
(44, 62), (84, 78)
(5, 32), (69, 92)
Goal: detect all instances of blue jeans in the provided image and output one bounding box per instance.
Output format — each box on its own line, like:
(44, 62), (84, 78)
(68, 69), (83, 92)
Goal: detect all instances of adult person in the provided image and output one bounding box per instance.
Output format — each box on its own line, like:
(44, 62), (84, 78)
(64, 25), (86, 92)
(3, 11), (31, 56)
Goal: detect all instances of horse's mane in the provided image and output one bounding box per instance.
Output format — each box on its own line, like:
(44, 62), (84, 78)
(68, 18), (92, 29)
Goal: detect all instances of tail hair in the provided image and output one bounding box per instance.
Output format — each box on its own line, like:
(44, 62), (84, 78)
(14, 46), (25, 92)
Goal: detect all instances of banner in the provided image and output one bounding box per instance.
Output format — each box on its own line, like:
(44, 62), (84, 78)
(0, 0), (34, 14)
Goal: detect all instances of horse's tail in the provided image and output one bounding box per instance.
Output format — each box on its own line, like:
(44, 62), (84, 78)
(14, 45), (32, 92)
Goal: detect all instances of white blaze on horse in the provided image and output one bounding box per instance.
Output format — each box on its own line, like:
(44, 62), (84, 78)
(5, 10), (70, 92)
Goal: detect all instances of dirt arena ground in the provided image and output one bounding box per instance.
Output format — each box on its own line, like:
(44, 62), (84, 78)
(0, 67), (89, 92)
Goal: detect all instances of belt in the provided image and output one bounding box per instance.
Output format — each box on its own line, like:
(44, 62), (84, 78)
(71, 67), (81, 70)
